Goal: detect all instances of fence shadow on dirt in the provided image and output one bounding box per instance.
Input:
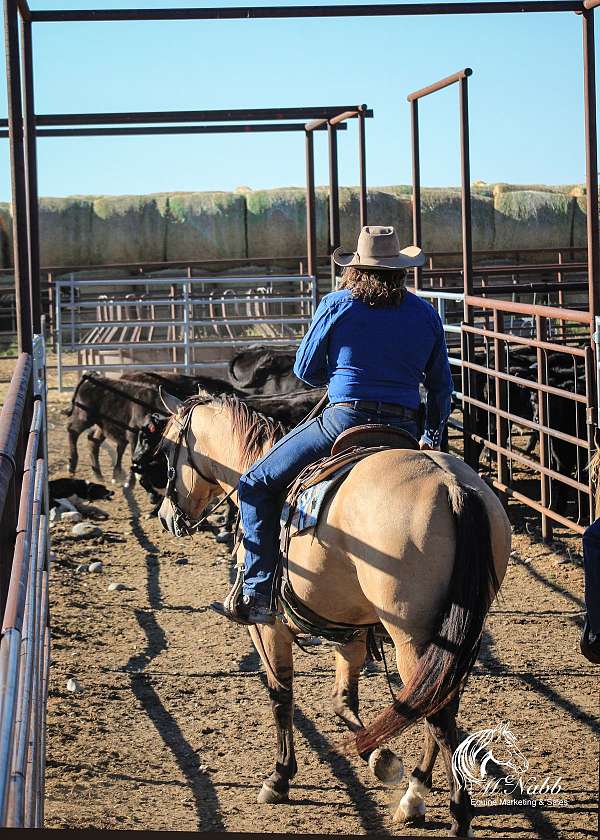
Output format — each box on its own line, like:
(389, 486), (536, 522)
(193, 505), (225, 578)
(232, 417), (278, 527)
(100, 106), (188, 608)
(123, 487), (225, 831)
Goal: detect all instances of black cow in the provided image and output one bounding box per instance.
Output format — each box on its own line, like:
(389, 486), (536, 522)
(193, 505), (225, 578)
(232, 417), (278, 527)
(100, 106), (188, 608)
(228, 347), (310, 395)
(65, 370), (239, 485)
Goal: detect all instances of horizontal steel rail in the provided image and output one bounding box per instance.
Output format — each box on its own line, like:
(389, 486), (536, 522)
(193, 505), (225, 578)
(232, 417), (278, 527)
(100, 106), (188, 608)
(465, 293), (593, 323)
(470, 430), (589, 494)
(0, 335), (49, 827)
(463, 358), (589, 403)
(489, 479), (587, 535)
(0, 122), (346, 139)
(408, 68), (473, 101)
(65, 316), (312, 331)
(465, 392), (589, 449)
(54, 275), (313, 288)
(3, 105), (371, 128)
(61, 295), (314, 310)
(30, 2), (583, 24)
(462, 323), (589, 357)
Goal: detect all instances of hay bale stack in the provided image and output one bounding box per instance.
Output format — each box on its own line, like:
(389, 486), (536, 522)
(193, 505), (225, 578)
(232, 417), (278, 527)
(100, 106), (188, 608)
(493, 190), (576, 252)
(164, 191), (246, 261)
(245, 187), (328, 259)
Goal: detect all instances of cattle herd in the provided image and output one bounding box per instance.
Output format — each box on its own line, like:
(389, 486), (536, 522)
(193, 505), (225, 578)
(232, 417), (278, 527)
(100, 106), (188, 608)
(59, 341), (588, 534)
(61, 347), (325, 535)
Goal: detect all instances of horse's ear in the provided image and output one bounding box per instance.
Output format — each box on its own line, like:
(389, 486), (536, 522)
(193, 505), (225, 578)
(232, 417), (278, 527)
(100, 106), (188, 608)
(159, 387), (183, 416)
(196, 387), (211, 400)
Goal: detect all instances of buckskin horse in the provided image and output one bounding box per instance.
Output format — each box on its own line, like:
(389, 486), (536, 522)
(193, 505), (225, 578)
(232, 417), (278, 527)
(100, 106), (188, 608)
(157, 390), (511, 837)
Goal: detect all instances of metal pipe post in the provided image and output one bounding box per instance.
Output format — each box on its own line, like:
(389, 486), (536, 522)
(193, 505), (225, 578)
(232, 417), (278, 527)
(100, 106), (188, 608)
(583, 10), (600, 324)
(20, 15), (40, 335)
(459, 73), (475, 467)
(358, 108), (367, 226)
(459, 74), (474, 312)
(4, 0), (32, 352)
(410, 99), (422, 289)
(305, 130), (317, 284)
(328, 123), (340, 290)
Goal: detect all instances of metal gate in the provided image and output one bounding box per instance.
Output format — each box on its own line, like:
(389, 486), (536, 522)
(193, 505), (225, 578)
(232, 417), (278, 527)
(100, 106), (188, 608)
(54, 273), (317, 390)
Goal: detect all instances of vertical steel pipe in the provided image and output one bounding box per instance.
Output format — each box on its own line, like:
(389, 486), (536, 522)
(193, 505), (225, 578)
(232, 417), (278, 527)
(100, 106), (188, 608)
(459, 73), (475, 466)
(328, 123), (340, 290)
(410, 99), (422, 290)
(459, 74), (474, 312)
(3, 0), (32, 352)
(20, 15), (40, 335)
(358, 108), (367, 226)
(305, 130), (317, 284)
(583, 9), (600, 325)
(536, 314), (552, 541)
(493, 310), (509, 494)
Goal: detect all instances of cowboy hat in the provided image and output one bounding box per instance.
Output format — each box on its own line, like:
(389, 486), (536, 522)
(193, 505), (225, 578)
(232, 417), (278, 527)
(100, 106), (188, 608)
(333, 225), (426, 270)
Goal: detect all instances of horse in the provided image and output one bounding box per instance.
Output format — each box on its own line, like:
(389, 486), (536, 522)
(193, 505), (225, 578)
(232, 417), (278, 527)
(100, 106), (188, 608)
(157, 390), (511, 837)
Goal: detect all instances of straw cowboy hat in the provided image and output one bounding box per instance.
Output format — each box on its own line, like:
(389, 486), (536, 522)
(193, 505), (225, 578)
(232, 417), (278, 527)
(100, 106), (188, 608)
(333, 225), (426, 270)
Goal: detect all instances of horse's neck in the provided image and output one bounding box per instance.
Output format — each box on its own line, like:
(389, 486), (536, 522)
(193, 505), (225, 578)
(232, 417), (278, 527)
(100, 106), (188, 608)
(193, 404), (266, 495)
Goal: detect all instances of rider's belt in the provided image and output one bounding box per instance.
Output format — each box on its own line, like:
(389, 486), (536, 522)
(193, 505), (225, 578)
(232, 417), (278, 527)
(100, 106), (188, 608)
(335, 400), (418, 419)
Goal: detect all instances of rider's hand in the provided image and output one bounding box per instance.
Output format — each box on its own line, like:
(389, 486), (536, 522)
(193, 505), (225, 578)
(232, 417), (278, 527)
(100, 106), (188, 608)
(419, 441), (433, 451)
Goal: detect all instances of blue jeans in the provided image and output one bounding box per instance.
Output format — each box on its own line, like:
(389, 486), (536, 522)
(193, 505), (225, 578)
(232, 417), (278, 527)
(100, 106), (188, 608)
(582, 519), (600, 634)
(238, 402), (419, 605)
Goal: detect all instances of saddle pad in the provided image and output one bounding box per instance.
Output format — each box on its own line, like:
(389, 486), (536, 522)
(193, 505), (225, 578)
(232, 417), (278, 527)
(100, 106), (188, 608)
(280, 461), (356, 537)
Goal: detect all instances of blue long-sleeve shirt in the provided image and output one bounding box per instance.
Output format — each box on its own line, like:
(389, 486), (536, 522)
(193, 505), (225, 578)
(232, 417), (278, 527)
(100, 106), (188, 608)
(293, 289), (453, 446)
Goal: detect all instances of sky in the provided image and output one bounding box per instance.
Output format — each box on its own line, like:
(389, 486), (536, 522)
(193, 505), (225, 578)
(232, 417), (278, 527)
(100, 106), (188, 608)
(0, 0), (595, 200)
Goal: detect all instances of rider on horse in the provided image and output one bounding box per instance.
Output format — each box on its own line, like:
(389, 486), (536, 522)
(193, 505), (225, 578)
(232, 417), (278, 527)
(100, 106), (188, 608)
(212, 225), (454, 626)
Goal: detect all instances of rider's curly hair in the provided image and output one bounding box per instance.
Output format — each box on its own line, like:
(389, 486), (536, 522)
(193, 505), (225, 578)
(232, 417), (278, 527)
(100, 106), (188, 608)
(338, 265), (407, 307)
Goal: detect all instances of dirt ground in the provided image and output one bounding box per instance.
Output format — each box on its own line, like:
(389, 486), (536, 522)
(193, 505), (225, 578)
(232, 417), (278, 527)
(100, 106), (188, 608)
(2, 358), (598, 837)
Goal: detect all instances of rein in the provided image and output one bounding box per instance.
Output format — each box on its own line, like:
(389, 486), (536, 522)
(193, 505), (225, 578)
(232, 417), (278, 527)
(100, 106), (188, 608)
(163, 408), (234, 537)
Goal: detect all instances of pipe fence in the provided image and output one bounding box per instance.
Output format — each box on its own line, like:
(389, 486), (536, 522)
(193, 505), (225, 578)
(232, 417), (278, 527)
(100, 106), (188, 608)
(461, 297), (594, 539)
(54, 274), (317, 390)
(0, 333), (49, 827)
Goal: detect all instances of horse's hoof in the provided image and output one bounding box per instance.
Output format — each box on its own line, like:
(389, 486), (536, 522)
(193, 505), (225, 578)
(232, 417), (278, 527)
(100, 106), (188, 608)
(368, 747), (404, 787)
(257, 782), (288, 804)
(393, 808), (425, 826)
(448, 827), (474, 838)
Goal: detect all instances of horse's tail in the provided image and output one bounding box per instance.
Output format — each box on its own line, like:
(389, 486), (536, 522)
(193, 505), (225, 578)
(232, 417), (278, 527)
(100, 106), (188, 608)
(347, 480), (500, 756)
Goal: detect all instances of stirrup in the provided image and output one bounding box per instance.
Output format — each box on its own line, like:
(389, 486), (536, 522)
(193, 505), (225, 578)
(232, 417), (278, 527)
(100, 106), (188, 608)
(224, 565), (244, 615)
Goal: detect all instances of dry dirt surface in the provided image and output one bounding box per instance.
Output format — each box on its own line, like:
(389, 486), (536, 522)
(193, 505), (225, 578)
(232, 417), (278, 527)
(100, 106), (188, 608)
(5, 362), (595, 838)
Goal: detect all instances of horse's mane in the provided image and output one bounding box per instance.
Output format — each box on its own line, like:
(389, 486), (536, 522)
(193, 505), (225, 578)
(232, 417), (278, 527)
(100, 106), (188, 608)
(163, 393), (287, 469)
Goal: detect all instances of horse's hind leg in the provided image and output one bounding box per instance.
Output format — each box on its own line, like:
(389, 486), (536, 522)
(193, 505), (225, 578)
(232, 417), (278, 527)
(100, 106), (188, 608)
(394, 724), (439, 826)
(332, 636), (366, 732)
(426, 700), (474, 837)
(249, 623), (297, 804)
(332, 636), (403, 788)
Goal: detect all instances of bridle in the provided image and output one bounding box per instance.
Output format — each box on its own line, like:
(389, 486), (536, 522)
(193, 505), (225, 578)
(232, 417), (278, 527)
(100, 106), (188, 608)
(162, 406), (223, 537)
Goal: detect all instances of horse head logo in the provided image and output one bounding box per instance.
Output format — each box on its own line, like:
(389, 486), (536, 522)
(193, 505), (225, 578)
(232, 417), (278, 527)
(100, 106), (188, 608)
(452, 722), (530, 792)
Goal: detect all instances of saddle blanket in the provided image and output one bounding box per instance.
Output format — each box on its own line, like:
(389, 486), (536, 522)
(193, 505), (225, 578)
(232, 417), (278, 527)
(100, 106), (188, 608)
(280, 461), (356, 537)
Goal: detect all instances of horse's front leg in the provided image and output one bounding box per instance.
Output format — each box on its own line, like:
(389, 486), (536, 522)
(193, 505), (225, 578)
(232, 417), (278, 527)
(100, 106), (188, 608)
(332, 635), (403, 788)
(249, 622), (297, 804)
